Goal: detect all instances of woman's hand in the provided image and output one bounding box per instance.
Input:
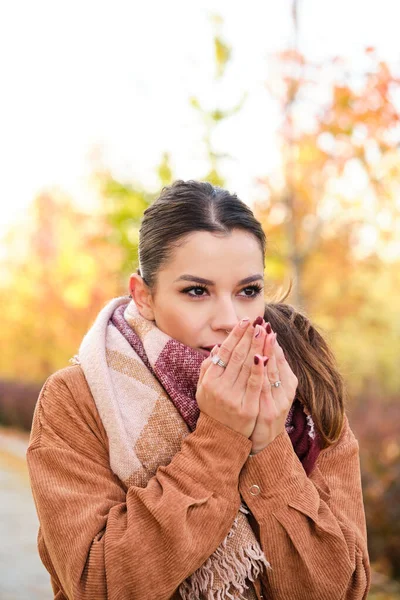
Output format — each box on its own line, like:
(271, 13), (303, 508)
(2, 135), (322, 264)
(196, 317), (268, 438)
(249, 323), (299, 454)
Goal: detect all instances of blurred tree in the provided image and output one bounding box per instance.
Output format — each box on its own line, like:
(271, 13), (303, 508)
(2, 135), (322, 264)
(0, 190), (120, 382)
(254, 1), (400, 396)
(256, 2), (400, 310)
(94, 169), (157, 288)
(189, 14), (247, 186)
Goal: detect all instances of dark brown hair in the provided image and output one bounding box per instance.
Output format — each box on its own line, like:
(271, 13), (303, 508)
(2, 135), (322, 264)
(137, 180), (266, 289)
(264, 300), (346, 448)
(137, 179), (345, 448)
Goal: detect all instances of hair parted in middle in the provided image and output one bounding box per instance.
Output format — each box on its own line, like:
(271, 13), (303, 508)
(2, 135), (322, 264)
(137, 179), (266, 291)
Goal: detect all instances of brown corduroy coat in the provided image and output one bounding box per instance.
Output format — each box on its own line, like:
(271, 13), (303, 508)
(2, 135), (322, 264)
(27, 365), (370, 599)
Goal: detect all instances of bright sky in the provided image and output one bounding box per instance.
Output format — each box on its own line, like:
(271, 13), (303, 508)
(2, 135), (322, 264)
(1, 0), (400, 242)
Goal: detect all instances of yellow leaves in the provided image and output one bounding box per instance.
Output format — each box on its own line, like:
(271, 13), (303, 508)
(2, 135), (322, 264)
(157, 152), (173, 187)
(60, 254), (97, 309)
(214, 36), (231, 79)
(209, 14), (231, 79)
(0, 189), (120, 382)
(203, 169), (224, 188)
(332, 85), (353, 110)
(189, 96), (201, 111)
(63, 280), (92, 310)
(295, 135), (326, 166)
(264, 256), (288, 283)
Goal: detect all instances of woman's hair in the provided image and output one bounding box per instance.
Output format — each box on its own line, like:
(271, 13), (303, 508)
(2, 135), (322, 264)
(138, 179), (345, 449)
(137, 179), (266, 289)
(264, 302), (346, 449)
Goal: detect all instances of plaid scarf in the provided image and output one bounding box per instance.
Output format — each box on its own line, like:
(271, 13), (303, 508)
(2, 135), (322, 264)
(77, 297), (320, 599)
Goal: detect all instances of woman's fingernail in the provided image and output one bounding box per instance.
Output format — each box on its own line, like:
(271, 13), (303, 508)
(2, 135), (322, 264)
(254, 324), (262, 338)
(254, 355), (260, 365)
(263, 357), (269, 366)
(265, 322), (272, 334)
(239, 317), (250, 328)
(252, 316), (263, 327)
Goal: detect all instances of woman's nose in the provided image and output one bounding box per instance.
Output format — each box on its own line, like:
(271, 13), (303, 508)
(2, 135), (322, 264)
(210, 299), (238, 332)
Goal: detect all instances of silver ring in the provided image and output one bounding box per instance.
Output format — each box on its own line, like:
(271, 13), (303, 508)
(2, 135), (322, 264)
(271, 380), (282, 388)
(211, 354), (227, 369)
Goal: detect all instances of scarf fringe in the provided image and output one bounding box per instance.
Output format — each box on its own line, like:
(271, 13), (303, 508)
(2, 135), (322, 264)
(178, 541), (270, 600)
(178, 509), (270, 600)
(238, 503), (250, 515)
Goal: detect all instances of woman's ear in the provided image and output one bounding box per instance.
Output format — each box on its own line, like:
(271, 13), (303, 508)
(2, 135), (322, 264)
(129, 273), (155, 321)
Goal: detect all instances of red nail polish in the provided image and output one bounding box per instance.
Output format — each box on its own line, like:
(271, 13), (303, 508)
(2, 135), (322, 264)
(263, 357), (269, 366)
(265, 322), (272, 334)
(252, 316), (263, 327)
(254, 355), (260, 365)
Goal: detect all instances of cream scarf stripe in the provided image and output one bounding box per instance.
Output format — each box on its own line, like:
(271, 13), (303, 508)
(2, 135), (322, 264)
(79, 297), (149, 479)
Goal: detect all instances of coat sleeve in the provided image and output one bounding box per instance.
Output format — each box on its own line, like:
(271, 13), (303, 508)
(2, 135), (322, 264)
(27, 367), (253, 600)
(239, 416), (370, 600)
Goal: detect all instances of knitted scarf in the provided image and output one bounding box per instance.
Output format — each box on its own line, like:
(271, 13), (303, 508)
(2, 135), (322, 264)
(77, 296), (321, 600)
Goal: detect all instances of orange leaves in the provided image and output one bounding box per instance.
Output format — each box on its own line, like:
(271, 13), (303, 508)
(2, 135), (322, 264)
(332, 85), (353, 111)
(277, 49), (305, 65)
(256, 45), (400, 349)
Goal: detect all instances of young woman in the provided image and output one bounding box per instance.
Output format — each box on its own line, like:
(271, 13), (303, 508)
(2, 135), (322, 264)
(27, 180), (370, 599)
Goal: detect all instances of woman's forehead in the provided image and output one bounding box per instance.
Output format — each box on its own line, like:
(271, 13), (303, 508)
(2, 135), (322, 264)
(172, 230), (262, 261)
(159, 230), (264, 283)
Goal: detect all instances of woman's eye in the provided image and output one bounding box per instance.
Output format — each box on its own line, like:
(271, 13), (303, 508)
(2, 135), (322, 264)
(185, 286), (208, 297)
(239, 286), (263, 297)
(182, 285), (262, 298)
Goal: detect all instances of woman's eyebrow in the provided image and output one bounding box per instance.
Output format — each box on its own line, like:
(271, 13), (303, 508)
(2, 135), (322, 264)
(173, 274), (264, 286)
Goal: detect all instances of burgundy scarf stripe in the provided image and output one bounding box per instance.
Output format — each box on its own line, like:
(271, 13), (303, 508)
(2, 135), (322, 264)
(156, 340), (201, 430)
(111, 306), (154, 373)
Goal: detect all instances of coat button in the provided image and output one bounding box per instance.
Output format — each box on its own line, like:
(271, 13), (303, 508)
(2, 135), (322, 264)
(249, 484), (261, 496)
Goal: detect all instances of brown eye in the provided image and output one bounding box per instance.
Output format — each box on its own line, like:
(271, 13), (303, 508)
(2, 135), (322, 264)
(238, 285), (263, 298)
(191, 287), (206, 296)
(181, 285), (209, 297)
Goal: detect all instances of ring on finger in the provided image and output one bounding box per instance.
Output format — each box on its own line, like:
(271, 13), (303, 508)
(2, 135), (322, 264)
(211, 354), (228, 369)
(270, 380), (282, 388)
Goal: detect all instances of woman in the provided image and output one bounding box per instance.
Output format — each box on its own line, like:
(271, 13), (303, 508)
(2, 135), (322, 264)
(27, 180), (370, 599)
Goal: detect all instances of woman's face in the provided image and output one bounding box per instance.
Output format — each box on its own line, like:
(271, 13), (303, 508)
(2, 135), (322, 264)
(145, 229), (265, 356)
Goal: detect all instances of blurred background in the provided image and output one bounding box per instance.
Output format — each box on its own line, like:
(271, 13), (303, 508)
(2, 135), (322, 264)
(0, 0), (399, 598)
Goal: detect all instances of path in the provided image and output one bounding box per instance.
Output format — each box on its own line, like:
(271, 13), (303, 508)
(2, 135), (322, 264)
(0, 427), (52, 600)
